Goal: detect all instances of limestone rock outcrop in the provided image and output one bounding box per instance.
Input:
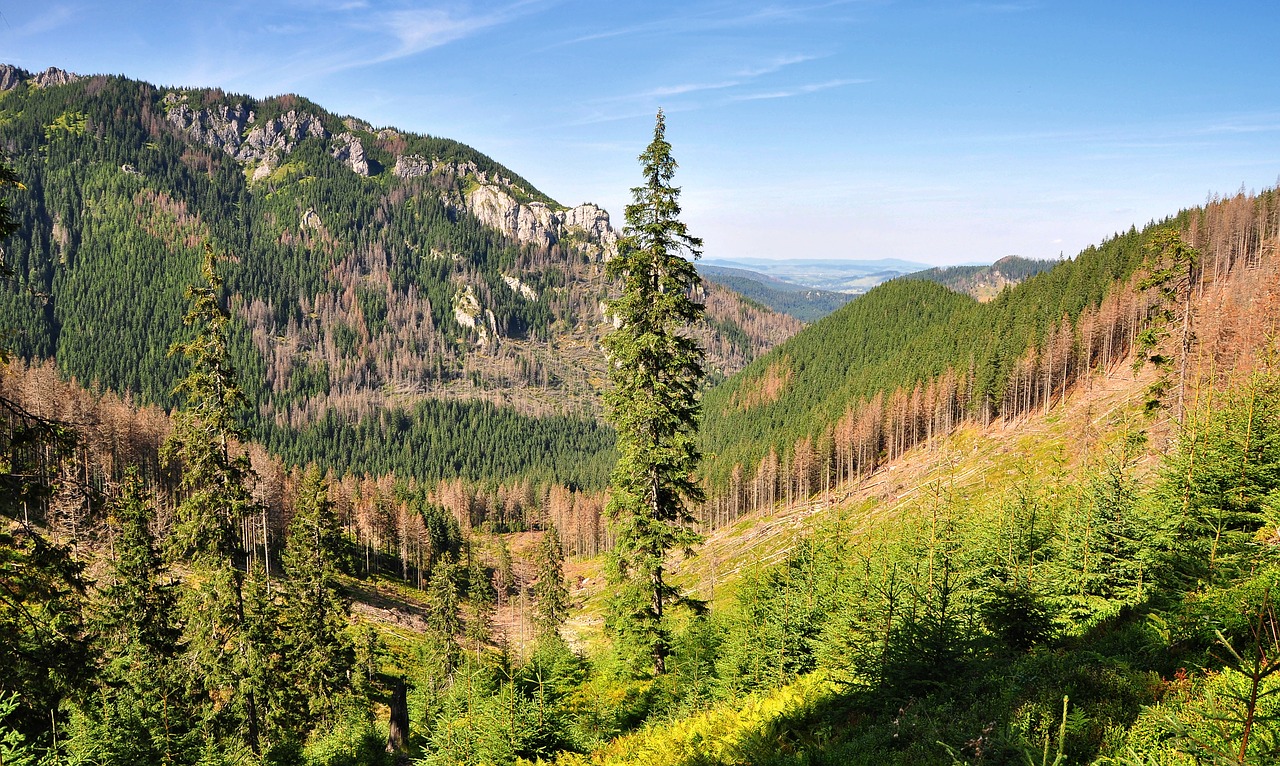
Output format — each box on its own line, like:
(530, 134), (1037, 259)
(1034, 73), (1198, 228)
(463, 184), (617, 257)
(0, 64), (29, 92)
(31, 67), (81, 88)
(0, 65), (83, 91)
(392, 154), (433, 179)
(164, 94), (329, 167)
(331, 132), (370, 176)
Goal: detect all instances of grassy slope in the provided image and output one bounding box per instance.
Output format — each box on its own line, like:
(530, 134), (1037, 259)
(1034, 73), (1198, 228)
(541, 357), (1160, 765)
(560, 349), (1161, 647)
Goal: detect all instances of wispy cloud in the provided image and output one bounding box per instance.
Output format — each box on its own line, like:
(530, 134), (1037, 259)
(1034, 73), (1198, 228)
(550, 0), (864, 49)
(731, 78), (869, 101)
(735, 53), (823, 77)
(14, 4), (77, 36)
(619, 80), (744, 101)
(231, 1), (553, 87)
(375, 7), (510, 60)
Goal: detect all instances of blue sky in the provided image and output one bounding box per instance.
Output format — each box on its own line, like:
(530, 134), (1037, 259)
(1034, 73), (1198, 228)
(4, 0), (1278, 265)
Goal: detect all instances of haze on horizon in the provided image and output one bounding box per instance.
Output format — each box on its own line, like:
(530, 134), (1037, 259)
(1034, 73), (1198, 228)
(4, 0), (1277, 267)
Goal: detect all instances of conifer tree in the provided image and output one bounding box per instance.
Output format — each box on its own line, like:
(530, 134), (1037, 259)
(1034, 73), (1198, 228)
(466, 539), (496, 655)
(427, 552), (463, 669)
(602, 109), (706, 675)
(163, 243), (262, 755)
(533, 526), (569, 639)
(65, 469), (194, 766)
(279, 466), (353, 730)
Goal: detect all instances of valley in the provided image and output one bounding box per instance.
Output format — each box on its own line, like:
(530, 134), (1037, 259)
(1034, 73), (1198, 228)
(2, 44), (1280, 766)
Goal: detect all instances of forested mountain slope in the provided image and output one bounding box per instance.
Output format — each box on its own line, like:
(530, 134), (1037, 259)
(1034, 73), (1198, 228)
(697, 189), (1279, 530)
(697, 263), (854, 322)
(0, 64), (796, 487)
(910, 254), (1057, 301)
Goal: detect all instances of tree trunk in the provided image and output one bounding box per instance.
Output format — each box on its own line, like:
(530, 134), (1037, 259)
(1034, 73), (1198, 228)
(386, 675), (410, 755)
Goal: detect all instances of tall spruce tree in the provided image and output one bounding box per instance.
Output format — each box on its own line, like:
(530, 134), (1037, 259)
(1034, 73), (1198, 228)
(163, 244), (262, 755)
(278, 466), (353, 733)
(602, 109), (706, 675)
(532, 526), (569, 639)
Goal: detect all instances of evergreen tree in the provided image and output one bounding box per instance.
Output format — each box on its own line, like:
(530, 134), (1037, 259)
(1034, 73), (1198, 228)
(602, 109), (706, 675)
(466, 539), (496, 655)
(533, 526), (569, 639)
(278, 466), (354, 734)
(65, 469), (194, 766)
(427, 552), (463, 669)
(163, 244), (262, 755)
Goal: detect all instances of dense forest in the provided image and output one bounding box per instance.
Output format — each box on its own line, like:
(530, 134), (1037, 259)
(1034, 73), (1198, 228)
(0, 64), (797, 491)
(910, 254), (1058, 301)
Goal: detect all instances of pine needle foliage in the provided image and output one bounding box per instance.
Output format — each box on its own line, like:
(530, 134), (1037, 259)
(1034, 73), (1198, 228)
(602, 110), (706, 676)
(163, 243), (254, 563)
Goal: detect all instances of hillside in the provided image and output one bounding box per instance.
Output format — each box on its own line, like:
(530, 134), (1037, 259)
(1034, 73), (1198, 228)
(910, 254), (1058, 301)
(551, 185), (1280, 766)
(0, 64), (798, 487)
(695, 188), (1277, 538)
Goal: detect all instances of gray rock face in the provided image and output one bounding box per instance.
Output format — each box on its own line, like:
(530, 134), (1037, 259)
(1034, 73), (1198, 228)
(331, 132), (370, 176)
(392, 154), (433, 179)
(32, 67), (81, 88)
(240, 110), (329, 164)
(562, 204), (617, 247)
(164, 94), (330, 167)
(467, 186), (558, 246)
(0, 64), (84, 91)
(463, 184), (617, 256)
(0, 64), (30, 92)
(392, 155), (512, 187)
(165, 98), (254, 156)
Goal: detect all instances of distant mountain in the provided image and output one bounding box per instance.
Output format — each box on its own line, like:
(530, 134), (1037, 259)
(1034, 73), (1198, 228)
(697, 264), (854, 322)
(701, 257), (931, 293)
(0, 63), (800, 487)
(908, 255), (1058, 301)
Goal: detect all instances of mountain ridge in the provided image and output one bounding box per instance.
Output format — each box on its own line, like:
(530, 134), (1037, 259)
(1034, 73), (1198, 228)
(0, 62), (800, 486)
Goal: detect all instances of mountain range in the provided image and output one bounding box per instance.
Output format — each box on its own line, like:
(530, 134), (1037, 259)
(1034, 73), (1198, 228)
(0, 63), (799, 485)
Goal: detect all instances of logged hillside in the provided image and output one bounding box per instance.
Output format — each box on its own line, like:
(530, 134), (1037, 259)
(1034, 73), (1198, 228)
(539, 183), (1280, 766)
(698, 189), (1280, 527)
(0, 64), (796, 487)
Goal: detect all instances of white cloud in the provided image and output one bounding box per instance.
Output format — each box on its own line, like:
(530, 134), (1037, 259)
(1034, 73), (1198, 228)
(735, 53), (822, 77)
(377, 8), (499, 58)
(13, 5), (77, 36)
(730, 78), (869, 101)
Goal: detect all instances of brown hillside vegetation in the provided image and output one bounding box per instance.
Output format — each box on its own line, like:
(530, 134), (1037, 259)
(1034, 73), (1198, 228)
(696, 188), (1280, 537)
